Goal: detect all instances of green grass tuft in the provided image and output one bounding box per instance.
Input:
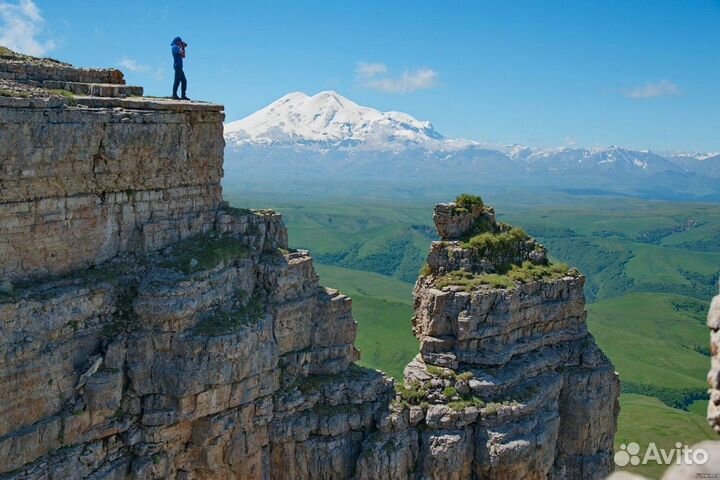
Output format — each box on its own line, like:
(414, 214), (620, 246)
(429, 365), (456, 380)
(443, 386), (457, 399)
(506, 261), (571, 283)
(463, 227), (529, 253)
(223, 205), (254, 216)
(435, 261), (571, 291)
(396, 381), (429, 405)
(192, 293), (264, 336)
(455, 193), (483, 209)
(0, 88), (31, 98)
(159, 232), (250, 274)
(436, 269), (516, 290)
(44, 89), (75, 99)
(457, 371), (473, 382)
(0, 46), (19, 57)
(448, 397), (485, 411)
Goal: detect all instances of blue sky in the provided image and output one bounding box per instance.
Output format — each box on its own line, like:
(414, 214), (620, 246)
(2, 0), (719, 151)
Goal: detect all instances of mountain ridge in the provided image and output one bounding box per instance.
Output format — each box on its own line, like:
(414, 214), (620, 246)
(223, 91), (720, 200)
(225, 91), (716, 174)
(224, 90), (470, 151)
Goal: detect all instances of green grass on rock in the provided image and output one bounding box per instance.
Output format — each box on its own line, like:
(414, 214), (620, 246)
(159, 232), (250, 274)
(435, 261), (572, 291)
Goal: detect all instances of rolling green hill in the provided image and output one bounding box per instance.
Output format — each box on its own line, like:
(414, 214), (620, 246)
(616, 394), (716, 478)
(587, 293), (709, 390)
(314, 264), (417, 379)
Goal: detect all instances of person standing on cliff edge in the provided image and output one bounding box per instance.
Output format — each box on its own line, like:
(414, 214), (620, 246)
(171, 36), (190, 100)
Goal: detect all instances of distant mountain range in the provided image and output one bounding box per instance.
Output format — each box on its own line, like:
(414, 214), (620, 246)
(225, 91), (452, 149)
(223, 91), (720, 200)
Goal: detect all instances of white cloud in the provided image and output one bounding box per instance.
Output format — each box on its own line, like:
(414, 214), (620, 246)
(118, 57), (149, 73)
(356, 62), (387, 78)
(624, 80), (680, 99)
(118, 58), (166, 81)
(0, 0), (54, 56)
(356, 61), (439, 94)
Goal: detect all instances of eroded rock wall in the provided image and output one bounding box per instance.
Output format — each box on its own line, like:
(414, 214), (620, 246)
(0, 70), (224, 281)
(353, 202), (620, 480)
(708, 287), (720, 431)
(0, 51), (393, 480)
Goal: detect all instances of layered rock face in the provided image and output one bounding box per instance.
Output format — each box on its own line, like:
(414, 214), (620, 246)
(0, 51), (223, 282)
(0, 50), (393, 479)
(360, 199), (620, 480)
(707, 288), (720, 431)
(0, 50), (618, 479)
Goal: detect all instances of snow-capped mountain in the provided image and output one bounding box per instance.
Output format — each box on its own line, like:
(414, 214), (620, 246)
(515, 146), (679, 174)
(669, 152), (720, 178)
(224, 91), (473, 150)
(223, 91), (720, 200)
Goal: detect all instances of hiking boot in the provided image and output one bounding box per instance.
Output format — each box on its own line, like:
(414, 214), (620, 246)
(181, 95), (191, 101)
(171, 95), (180, 100)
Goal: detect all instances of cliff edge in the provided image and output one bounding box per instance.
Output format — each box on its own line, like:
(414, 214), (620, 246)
(0, 50), (618, 479)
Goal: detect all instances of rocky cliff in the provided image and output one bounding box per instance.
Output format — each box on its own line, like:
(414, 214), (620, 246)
(353, 198), (620, 479)
(708, 287), (720, 431)
(0, 50), (618, 479)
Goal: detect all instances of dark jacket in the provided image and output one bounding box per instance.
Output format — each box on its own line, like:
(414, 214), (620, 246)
(171, 37), (184, 68)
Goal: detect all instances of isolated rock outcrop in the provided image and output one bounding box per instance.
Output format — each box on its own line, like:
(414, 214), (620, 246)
(354, 198), (620, 479)
(0, 49), (618, 479)
(433, 200), (490, 240)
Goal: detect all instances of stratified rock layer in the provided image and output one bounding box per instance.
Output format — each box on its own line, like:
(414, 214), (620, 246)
(0, 53), (224, 282)
(708, 287), (720, 431)
(0, 50), (393, 480)
(355, 202), (620, 480)
(0, 50), (619, 479)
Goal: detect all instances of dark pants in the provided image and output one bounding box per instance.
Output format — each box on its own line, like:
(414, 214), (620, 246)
(173, 66), (187, 97)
